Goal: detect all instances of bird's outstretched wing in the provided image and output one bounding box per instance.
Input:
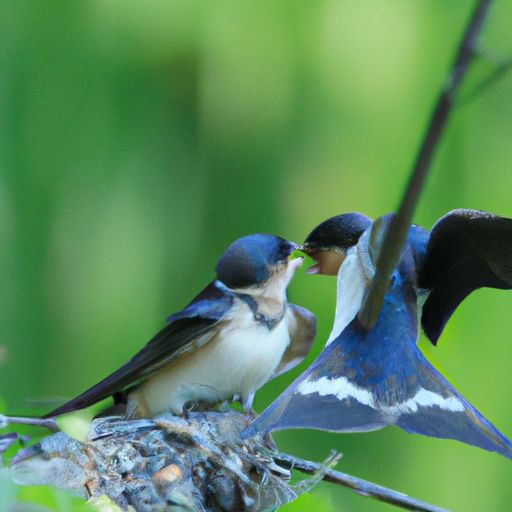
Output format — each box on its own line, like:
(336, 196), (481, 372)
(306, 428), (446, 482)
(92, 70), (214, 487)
(419, 209), (512, 344)
(272, 304), (316, 379)
(396, 348), (512, 458)
(246, 312), (512, 459)
(244, 316), (405, 437)
(44, 282), (234, 418)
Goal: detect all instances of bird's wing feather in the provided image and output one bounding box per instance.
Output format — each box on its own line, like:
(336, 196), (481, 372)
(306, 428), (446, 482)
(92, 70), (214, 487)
(271, 304), (316, 379)
(396, 348), (512, 459)
(419, 209), (512, 344)
(44, 282), (233, 418)
(244, 319), (392, 437)
(246, 309), (512, 459)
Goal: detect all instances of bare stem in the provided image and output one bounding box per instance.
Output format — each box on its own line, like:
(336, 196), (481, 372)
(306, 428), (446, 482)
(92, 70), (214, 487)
(0, 414), (59, 432)
(275, 453), (450, 512)
(358, 0), (494, 330)
(461, 53), (512, 105)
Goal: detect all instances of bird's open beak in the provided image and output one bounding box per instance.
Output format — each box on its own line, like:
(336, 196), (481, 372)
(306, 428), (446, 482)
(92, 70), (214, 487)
(300, 244), (345, 276)
(299, 244), (321, 274)
(304, 263), (321, 275)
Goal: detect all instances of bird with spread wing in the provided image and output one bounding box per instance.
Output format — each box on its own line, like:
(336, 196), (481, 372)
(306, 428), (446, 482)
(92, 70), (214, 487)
(245, 210), (512, 460)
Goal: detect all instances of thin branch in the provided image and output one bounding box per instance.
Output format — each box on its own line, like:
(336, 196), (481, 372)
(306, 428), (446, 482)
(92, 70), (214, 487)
(0, 414), (59, 432)
(358, 0), (494, 329)
(460, 53), (512, 105)
(275, 453), (450, 512)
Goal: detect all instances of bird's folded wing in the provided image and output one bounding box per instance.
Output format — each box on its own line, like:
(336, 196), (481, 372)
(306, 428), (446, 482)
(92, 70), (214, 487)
(271, 304), (316, 379)
(419, 209), (512, 344)
(44, 282), (233, 418)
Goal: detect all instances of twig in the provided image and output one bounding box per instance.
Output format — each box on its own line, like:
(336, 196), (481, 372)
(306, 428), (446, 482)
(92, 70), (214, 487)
(358, 0), (494, 329)
(0, 414), (59, 432)
(275, 453), (450, 512)
(460, 53), (512, 105)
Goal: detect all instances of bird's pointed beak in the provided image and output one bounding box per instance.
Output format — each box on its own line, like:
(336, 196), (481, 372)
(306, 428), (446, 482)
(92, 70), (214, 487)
(288, 254), (304, 272)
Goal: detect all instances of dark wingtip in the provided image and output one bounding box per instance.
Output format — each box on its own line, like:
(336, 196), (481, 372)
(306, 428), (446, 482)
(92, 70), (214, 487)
(41, 407), (66, 419)
(421, 317), (441, 346)
(42, 399), (89, 419)
(421, 310), (446, 347)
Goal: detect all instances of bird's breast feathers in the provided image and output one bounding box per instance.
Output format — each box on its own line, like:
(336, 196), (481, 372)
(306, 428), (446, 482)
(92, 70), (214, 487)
(213, 300), (292, 392)
(129, 300), (291, 416)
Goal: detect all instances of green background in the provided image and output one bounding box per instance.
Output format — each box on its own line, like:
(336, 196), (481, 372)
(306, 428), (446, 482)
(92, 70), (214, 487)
(1, 1), (512, 510)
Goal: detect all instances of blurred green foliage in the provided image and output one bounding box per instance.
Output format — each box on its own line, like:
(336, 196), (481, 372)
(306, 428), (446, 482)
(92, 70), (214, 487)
(1, 1), (512, 510)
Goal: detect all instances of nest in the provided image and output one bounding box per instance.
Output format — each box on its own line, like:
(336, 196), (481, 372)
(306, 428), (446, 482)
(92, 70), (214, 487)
(10, 411), (313, 512)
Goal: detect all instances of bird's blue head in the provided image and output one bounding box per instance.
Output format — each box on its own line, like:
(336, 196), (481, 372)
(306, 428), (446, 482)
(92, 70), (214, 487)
(215, 234), (300, 289)
(302, 213), (372, 275)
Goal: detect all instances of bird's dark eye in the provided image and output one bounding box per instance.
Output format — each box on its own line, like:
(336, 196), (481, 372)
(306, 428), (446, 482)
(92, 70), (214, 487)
(274, 240), (296, 264)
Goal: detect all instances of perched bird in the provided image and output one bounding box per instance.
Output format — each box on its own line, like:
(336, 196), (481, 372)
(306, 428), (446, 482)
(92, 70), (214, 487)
(44, 234), (316, 419)
(245, 210), (512, 459)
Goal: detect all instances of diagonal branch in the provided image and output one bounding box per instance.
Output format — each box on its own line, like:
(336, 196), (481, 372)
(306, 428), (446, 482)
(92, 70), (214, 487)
(275, 453), (450, 512)
(358, 0), (494, 330)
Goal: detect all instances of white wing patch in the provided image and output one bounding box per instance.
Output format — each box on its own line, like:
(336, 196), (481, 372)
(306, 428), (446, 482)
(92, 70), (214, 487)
(298, 375), (374, 405)
(297, 376), (464, 415)
(394, 388), (464, 414)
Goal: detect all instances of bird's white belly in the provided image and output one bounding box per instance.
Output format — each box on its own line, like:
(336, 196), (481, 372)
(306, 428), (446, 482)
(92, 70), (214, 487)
(129, 314), (290, 417)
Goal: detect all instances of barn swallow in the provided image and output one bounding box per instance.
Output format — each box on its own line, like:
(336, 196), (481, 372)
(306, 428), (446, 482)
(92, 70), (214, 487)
(43, 234), (316, 419)
(245, 210), (512, 459)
